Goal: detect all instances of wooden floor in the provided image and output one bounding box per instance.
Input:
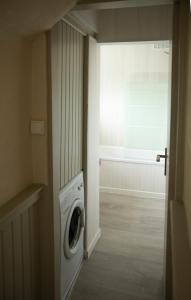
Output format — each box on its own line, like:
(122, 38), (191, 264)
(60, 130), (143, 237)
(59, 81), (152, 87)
(71, 193), (165, 300)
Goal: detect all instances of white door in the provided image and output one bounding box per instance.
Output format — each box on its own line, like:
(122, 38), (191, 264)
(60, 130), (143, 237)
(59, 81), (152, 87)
(160, 40), (173, 299)
(84, 36), (101, 257)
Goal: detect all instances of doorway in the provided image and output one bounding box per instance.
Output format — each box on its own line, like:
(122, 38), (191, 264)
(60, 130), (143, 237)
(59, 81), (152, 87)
(71, 41), (172, 300)
(99, 42), (170, 200)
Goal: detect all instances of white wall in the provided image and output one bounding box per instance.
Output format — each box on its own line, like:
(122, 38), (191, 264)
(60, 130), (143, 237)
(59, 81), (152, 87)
(97, 5), (173, 43)
(100, 43), (170, 151)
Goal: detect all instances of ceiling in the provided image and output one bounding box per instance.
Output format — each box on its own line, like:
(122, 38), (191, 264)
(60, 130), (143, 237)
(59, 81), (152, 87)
(0, 0), (76, 38)
(0, 0), (174, 38)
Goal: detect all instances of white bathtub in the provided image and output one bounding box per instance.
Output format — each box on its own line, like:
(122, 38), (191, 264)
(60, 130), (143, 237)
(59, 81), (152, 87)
(99, 146), (165, 199)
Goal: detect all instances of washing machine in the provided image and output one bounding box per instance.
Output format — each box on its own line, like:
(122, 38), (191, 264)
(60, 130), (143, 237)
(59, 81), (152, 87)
(59, 172), (85, 300)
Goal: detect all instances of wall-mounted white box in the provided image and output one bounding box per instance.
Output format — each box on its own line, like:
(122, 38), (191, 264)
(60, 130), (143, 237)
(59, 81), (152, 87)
(30, 120), (45, 135)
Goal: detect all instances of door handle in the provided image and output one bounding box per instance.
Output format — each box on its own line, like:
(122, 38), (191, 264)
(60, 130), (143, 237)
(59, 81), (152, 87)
(156, 148), (168, 176)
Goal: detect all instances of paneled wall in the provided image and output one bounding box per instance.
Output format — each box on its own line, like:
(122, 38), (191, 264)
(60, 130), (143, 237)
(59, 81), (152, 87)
(100, 147), (165, 199)
(60, 21), (84, 189)
(0, 185), (42, 300)
(100, 159), (165, 199)
(50, 20), (84, 300)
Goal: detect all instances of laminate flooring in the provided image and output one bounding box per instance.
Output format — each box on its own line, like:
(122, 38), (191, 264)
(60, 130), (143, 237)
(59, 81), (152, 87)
(71, 193), (165, 300)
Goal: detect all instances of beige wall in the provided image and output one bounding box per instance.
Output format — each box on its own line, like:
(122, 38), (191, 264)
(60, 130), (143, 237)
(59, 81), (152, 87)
(97, 5), (173, 42)
(31, 33), (54, 300)
(31, 33), (49, 185)
(0, 38), (33, 206)
(0, 35), (49, 207)
(0, 35), (52, 297)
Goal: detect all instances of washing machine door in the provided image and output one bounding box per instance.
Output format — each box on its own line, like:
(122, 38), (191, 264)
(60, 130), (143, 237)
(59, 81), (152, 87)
(64, 199), (85, 259)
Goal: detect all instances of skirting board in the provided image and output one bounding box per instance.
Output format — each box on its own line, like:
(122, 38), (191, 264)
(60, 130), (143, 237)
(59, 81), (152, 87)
(84, 229), (101, 259)
(100, 187), (165, 200)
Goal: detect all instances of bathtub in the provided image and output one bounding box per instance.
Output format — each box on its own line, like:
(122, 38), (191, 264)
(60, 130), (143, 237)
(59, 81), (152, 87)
(99, 146), (165, 199)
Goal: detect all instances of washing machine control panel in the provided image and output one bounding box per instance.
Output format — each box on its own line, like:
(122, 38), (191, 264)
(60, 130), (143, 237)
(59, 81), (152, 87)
(59, 172), (84, 214)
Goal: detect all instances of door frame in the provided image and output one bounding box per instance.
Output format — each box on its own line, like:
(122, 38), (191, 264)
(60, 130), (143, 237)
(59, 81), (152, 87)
(165, 1), (189, 299)
(48, 1), (187, 299)
(80, 2), (187, 299)
(168, 1), (188, 204)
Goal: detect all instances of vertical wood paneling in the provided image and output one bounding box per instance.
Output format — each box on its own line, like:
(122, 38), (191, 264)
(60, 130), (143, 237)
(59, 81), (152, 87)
(60, 21), (84, 188)
(100, 159), (166, 198)
(61, 22), (66, 187)
(3, 225), (14, 300)
(77, 31), (81, 173)
(0, 199), (40, 299)
(72, 30), (76, 178)
(51, 21), (62, 191)
(73, 29), (77, 177)
(75, 30), (79, 176)
(51, 23), (63, 300)
(68, 25), (73, 181)
(12, 216), (23, 299)
(65, 24), (70, 185)
(79, 34), (83, 170)
(22, 210), (31, 299)
(29, 204), (39, 298)
(0, 232), (4, 299)
(0, 186), (42, 300)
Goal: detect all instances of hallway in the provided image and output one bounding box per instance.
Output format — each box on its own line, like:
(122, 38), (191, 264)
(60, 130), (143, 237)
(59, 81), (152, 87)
(71, 193), (165, 300)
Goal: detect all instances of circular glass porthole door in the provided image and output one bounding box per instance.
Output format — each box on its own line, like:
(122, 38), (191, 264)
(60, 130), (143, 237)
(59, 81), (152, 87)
(64, 199), (84, 259)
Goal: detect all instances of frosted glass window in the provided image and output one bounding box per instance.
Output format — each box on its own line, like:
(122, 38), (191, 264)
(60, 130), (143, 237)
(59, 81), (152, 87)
(100, 43), (171, 151)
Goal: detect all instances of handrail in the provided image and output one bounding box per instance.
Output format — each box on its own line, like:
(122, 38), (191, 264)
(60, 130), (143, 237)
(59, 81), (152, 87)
(0, 184), (43, 226)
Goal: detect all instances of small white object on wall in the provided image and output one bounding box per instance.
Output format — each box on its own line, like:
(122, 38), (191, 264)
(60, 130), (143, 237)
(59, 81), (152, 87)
(30, 120), (45, 135)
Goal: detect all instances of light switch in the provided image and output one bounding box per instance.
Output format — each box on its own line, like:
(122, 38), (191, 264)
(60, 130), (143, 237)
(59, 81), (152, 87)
(30, 120), (45, 135)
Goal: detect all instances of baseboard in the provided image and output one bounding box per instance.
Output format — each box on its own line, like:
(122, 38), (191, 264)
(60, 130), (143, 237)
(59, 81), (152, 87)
(100, 186), (165, 200)
(84, 229), (101, 259)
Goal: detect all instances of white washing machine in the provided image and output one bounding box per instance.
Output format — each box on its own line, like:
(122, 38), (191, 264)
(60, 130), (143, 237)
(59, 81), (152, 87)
(59, 172), (85, 300)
